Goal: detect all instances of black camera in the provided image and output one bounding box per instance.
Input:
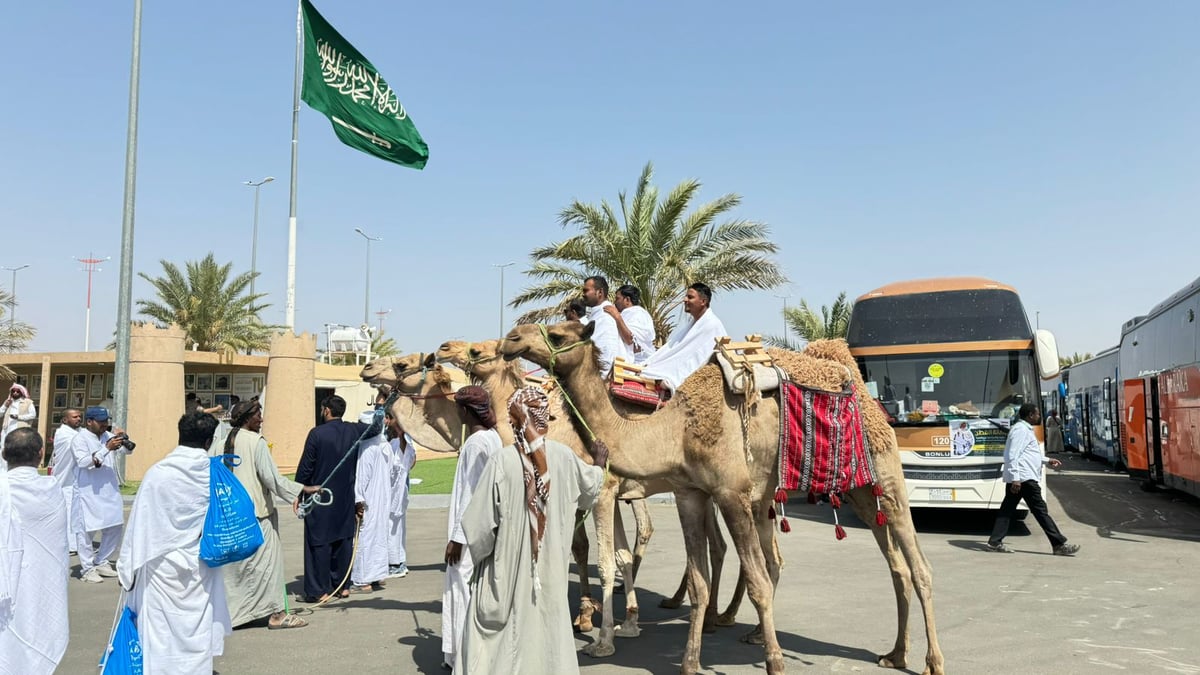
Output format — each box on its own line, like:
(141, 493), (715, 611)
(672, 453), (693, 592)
(113, 432), (136, 452)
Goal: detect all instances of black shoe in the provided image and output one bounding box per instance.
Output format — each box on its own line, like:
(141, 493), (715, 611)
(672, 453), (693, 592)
(1053, 543), (1080, 556)
(986, 542), (1015, 553)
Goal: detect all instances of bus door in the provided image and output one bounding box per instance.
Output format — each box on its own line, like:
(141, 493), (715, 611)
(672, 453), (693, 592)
(1149, 377), (1165, 484)
(1123, 379), (1149, 478)
(1083, 393), (1093, 454)
(1104, 378), (1117, 461)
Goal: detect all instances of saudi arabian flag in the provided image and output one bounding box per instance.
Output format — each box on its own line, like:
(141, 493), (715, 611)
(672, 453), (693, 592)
(300, 0), (429, 169)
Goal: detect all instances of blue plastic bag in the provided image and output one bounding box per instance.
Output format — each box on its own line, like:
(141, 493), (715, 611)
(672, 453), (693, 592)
(100, 605), (143, 675)
(199, 455), (263, 567)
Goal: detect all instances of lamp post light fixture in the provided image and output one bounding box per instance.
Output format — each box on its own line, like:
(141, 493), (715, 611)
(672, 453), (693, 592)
(492, 262), (516, 337)
(774, 293), (791, 344)
(1, 264), (30, 333)
(354, 228), (382, 326)
(243, 176), (274, 299)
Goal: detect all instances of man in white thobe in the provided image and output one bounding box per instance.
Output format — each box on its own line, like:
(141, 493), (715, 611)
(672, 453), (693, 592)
(455, 387), (604, 675)
(50, 408), (83, 555)
(71, 406), (130, 582)
(642, 282), (728, 392)
(118, 411), (231, 675)
(0, 384), (37, 462)
(385, 412), (417, 579)
(0, 428), (69, 675)
(350, 410), (391, 591)
(581, 275), (632, 378)
(441, 386), (502, 669)
(607, 284), (658, 365)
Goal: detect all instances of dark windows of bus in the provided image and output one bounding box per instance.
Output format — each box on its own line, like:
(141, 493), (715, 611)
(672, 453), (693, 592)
(857, 351), (1038, 425)
(847, 290), (1032, 347)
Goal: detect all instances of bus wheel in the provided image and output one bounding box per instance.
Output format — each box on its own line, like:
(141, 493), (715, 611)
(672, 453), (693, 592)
(1139, 479), (1158, 492)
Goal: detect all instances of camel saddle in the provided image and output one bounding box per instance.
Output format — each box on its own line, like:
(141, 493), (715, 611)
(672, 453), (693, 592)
(609, 357), (667, 408)
(713, 335), (782, 395)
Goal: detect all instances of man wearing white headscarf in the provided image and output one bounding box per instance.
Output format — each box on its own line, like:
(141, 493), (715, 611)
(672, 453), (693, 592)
(0, 384), (37, 462)
(349, 409), (391, 592)
(455, 386), (605, 675)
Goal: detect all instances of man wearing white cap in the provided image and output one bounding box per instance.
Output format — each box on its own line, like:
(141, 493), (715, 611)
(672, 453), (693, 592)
(70, 406), (130, 583)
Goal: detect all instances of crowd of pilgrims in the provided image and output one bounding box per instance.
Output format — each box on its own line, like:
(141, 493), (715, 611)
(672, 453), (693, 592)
(0, 276), (728, 674)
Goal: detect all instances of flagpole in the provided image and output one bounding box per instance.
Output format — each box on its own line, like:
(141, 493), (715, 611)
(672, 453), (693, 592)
(286, 0), (302, 329)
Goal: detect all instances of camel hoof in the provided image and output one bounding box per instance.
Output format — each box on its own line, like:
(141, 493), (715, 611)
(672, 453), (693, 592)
(739, 628), (764, 645)
(715, 612), (737, 627)
(583, 642), (616, 658)
(658, 597), (684, 609)
(614, 623), (641, 638)
(877, 653), (907, 669)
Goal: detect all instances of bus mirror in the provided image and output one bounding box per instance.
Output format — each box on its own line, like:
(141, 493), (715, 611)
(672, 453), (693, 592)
(1035, 329), (1061, 379)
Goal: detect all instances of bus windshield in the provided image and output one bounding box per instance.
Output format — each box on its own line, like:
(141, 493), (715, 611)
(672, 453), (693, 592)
(857, 350), (1039, 425)
(848, 289), (1032, 347)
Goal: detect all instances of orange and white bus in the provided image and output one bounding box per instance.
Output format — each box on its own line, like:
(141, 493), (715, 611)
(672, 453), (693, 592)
(846, 277), (1061, 510)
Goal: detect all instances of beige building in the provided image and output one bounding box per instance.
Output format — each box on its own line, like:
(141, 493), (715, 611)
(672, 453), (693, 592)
(0, 324), (375, 480)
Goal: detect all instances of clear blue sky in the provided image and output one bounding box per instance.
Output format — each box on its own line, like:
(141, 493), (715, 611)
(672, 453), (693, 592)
(3, 1), (1198, 358)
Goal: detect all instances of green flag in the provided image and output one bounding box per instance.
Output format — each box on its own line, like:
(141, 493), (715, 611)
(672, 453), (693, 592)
(300, 0), (429, 169)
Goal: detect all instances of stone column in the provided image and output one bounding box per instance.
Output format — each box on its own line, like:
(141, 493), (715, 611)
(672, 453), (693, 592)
(37, 356), (51, 444)
(125, 323), (186, 480)
(262, 332), (316, 474)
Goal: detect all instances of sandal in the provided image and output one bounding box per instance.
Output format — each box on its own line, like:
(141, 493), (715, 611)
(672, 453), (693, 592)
(346, 585), (375, 595)
(268, 614), (309, 630)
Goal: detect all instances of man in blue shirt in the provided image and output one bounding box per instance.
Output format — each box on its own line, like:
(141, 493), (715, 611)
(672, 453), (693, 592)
(987, 403), (1080, 556)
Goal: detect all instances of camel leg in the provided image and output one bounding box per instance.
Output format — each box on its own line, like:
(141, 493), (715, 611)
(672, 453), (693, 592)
(612, 503), (642, 638)
(847, 482), (944, 675)
(702, 499), (727, 633)
(674, 489), (714, 675)
(571, 509), (599, 633)
(661, 569), (689, 609)
(712, 488), (785, 675)
(735, 484), (785, 640)
(629, 498), (654, 582)
(583, 480), (620, 658)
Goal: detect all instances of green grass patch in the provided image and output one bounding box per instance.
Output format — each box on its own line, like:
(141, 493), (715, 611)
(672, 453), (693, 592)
(410, 456), (457, 495)
(120, 481), (140, 496)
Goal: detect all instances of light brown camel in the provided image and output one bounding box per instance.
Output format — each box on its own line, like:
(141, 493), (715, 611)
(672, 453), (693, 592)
(500, 321), (945, 675)
(439, 339), (699, 653)
(358, 353), (464, 453)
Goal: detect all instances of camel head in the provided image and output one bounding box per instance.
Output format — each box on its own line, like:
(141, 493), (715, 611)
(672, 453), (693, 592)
(380, 352), (465, 454)
(464, 340), (508, 377)
(359, 355), (401, 386)
(435, 340), (470, 366)
(500, 321), (599, 378)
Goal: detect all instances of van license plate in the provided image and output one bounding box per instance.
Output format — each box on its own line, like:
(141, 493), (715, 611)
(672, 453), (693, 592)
(929, 488), (954, 501)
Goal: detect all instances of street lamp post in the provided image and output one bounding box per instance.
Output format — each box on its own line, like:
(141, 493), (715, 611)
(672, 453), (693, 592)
(243, 177), (274, 299)
(493, 262), (515, 337)
(774, 293), (791, 344)
(76, 256), (109, 351)
(1, 265), (30, 334)
(354, 228), (382, 325)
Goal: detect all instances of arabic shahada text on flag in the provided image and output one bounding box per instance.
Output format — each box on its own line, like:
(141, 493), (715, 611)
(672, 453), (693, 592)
(300, 0), (429, 169)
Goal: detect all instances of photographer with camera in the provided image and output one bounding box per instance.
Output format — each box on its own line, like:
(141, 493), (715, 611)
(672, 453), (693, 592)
(69, 406), (133, 583)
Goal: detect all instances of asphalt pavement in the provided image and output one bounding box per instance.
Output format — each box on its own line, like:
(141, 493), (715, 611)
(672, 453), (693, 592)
(58, 452), (1200, 674)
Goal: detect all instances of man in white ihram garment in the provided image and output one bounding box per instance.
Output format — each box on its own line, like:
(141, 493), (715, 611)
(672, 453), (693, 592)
(606, 283), (657, 365)
(349, 409), (391, 592)
(0, 455), (19, 634)
(117, 411), (232, 674)
(385, 405), (417, 579)
(441, 385), (502, 670)
(0, 428), (69, 675)
(71, 406), (131, 583)
(581, 275), (632, 378)
(455, 386), (604, 675)
(641, 282), (728, 392)
(50, 407), (83, 555)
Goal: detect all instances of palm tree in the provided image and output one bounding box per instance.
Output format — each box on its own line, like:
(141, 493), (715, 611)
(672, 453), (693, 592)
(1059, 352), (1094, 368)
(511, 161), (787, 341)
(0, 288), (35, 354)
(765, 292), (853, 349)
(137, 254), (278, 353)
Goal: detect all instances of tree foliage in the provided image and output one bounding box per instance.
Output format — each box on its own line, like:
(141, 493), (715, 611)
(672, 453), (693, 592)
(1059, 352), (1095, 368)
(511, 161), (787, 341)
(764, 292), (853, 349)
(137, 253), (278, 354)
(0, 288), (35, 355)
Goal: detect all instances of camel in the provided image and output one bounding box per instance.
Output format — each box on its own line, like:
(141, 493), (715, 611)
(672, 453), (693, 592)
(358, 353), (464, 454)
(440, 339), (707, 653)
(500, 320), (945, 675)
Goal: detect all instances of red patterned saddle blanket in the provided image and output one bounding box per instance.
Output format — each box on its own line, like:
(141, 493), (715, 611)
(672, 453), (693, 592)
(772, 380), (885, 538)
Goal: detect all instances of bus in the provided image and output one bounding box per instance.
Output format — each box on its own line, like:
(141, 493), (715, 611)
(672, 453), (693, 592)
(847, 277), (1060, 510)
(1062, 347), (1121, 465)
(1119, 275), (1200, 498)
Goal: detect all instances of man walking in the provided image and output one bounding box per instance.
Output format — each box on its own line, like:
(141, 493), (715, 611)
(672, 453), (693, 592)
(295, 395), (367, 602)
(70, 406), (130, 582)
(987, 403), (1080, 556)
